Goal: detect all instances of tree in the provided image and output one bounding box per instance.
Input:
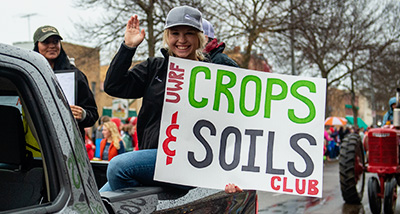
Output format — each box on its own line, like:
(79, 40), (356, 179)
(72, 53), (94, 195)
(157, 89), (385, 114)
(270, 0), (398, 119)
(205, 0), (289, 69)
(359, 45), (400, 125)
(72, 0), (203, 60)
(357, 1), (400, 125)
(341, 1), (397, 128)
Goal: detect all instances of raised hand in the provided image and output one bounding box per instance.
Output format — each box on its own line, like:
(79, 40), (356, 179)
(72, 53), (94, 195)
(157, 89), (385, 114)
(124, 14), (146, 48)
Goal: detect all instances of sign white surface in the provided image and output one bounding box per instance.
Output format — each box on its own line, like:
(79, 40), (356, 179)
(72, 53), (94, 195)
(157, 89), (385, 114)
(154, 57), (326, 197)
(112, 99), (129, 119)
(55, 71), (75, 105)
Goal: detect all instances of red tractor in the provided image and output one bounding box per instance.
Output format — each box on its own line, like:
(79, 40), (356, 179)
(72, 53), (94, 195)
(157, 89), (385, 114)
(339, 89), (400, 214)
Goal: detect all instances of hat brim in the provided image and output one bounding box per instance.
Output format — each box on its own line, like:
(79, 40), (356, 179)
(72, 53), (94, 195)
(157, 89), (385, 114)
(38, 33), (63, 42)
(164, 23), (203, 32)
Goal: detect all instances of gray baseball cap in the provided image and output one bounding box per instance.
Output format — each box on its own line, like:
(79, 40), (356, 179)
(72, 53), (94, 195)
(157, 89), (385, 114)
(164, 6), (203, 32)
(33, 25), (63, 43)
(202, 18), (215, 38)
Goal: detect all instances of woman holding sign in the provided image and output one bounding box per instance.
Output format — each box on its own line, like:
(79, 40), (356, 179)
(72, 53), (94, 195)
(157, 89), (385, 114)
(100, 6), (241, 194)
(33, 25), (99, 140)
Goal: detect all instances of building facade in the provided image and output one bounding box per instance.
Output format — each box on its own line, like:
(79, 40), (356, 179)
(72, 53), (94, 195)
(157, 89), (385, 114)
(327, 87), (374, 128)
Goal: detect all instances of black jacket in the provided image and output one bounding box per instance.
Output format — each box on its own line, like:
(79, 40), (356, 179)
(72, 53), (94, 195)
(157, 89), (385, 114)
(204, 39), (239, 67)
(34, 44), (99, 139)
(104, 43), (169, 150)
(73, 67), (99, 135)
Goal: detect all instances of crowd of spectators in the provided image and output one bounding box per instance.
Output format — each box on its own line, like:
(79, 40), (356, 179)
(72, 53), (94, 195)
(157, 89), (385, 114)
(323, 125), (370, 162)
(85, 116), (139, 161)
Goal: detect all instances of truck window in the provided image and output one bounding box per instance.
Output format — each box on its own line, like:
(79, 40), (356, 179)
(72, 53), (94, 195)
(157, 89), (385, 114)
(0, 74), (59, 212)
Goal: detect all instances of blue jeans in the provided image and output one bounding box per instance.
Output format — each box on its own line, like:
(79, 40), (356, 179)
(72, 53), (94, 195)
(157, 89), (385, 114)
(99, 149), (192, 192)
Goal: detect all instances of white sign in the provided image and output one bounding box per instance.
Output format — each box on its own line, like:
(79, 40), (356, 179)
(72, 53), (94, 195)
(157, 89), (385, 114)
(155, 57), (326, 198)
(112, 99), (129, 119)
(55, 70), (75, 105)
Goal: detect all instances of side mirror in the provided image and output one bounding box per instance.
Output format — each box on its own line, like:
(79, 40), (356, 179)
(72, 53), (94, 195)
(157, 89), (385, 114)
(394, 109), (400, 127)
(397, 88), (400, 108)
(395, 88), (400, 127)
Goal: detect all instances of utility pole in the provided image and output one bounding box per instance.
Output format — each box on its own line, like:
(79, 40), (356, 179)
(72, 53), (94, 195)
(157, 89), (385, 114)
(371, 68), (376, 127)
(290, 0), (295, 75)
(20, 13), (37, 41)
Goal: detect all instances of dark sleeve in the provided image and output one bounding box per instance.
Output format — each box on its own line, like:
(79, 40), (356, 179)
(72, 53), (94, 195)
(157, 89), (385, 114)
(213, 53), (239, 68)
(104, 43), (150, 99)
(76, 69), (99, 128)
(118, 140), (125, 154)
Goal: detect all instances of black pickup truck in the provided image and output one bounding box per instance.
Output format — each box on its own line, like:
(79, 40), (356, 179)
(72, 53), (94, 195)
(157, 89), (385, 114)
(0, 43), (257, 213)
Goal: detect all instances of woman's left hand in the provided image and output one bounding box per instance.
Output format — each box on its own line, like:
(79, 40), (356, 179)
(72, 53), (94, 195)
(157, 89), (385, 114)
(225, 183), (243, 194)
(70, 105), (84, 120)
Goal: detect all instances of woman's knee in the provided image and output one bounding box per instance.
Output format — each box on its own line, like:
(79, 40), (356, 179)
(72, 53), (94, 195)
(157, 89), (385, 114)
(107, 153), (126, 177)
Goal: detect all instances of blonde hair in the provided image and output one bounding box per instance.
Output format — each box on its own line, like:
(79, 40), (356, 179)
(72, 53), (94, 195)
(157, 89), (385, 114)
(103, 121), (125, 149)
(162, 28), (206, 61)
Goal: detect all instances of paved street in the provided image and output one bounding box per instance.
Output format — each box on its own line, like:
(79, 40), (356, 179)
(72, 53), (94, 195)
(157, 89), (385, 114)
(257, 159), (400, 214)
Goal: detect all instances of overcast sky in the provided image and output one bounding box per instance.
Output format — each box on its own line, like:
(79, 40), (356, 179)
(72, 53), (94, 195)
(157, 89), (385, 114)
(0, 0), (94, 46)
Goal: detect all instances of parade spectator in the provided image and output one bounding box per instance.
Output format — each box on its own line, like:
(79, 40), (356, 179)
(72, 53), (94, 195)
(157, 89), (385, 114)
(382, 97), (397, 126)
(358, 127), (365, 141)
(330, 126), (339, 142)
(84, 127), (95, 160)
(111, 117), (123, 135)
(33, 25), (98, 139)
(99, 6), (242, 194)
(100, 121), (125, 161)
(93, 116), (111, 158)
(338, 126), (345, 144)
(129, 117), (139, 151)
(344, 126), (351, 138)
(202, 18), (239, 67)
(329, 126), (335, 135)
(121, 123), (134, 152)
(324, 127), (333, 161)
(125, 116), (134, 124)
(328, 127), (339, 159)
(94, 115), (111, 140)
